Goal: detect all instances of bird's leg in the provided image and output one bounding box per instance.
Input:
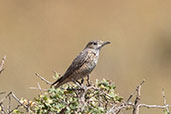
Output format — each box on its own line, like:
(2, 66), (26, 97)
(72, 79), (85, 91)
(81, 78), (84, 84)
(86, 75), (91, 86)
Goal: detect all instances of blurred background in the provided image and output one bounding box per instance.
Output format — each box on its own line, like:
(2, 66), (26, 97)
(0, 0), (171, 113)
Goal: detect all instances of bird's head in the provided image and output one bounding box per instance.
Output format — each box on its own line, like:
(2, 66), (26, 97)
(85, 40), (110, 50)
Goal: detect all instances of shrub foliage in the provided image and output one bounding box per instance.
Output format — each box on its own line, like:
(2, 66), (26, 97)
(33, 79), (122, 114)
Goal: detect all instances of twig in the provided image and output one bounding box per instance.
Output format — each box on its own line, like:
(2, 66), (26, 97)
(35, 73), (52, 85)
(106, 104), (117, 114)
(0, 104), (6, 114)
(133, 80), (145, 114)
(52, 70), (61, 78)
(0, 56), (6, 74)
(29, 87), (48, 91)
(105, 80), (171, 114)
(0, 92), (34, 114)
(37, 82), (42, 92)
(0, 92), (12, 104)
(11, 92), (34, 113)
(0, 91), (6, 95)
(8, 95), (11, 113)
(80, 85), (88, 112)
(127, 93), (134, 102)
(107, 80), (145, 114)
(8, 104), (22, 113)
(10, 92), (29, 110)
(29, 82), (48, 93)
(162, 88), (170, 114)
(140, 104), (171, 109)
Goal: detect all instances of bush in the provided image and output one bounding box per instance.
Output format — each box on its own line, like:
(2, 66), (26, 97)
(33, 79), (122, 114)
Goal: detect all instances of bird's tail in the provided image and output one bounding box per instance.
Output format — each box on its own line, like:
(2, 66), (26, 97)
(51, 76), (69, 88)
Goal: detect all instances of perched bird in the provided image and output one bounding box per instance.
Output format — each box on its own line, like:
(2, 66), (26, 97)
(51, 40), (110, 88)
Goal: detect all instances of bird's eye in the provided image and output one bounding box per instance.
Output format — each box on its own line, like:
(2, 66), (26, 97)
(93, 42), (97, 45)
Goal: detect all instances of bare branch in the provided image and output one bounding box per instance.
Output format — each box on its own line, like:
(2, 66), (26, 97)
(106, 80), (169, 114)
(35, 73), (52, 85)
(29, 87), (48, 91)
(106, 102), (134, 114)
(8, 104), (22, 113)
(0, 104), (6, 114)
(106, 104), (117, 114)
(0, 56), (6, 74)
(133, 80), (145, 114)
(37, 82), (42, 92)
(0, 92), (34, 114)
(7, 95), (11, 113)
(140, 104), (171, 109)
(10, 92), (29, 110)
(162, 88), (170, 114)
(0, 92), (6, 95)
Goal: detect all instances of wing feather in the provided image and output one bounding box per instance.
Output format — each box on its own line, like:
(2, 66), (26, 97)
(62, 50), (89, 79)
(51, 49), (89, 86)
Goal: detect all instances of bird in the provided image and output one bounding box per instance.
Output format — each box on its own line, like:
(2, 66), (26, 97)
(51, 40), (110, 88)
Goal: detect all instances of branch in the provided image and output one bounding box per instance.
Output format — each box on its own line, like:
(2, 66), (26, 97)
(106, 80), (171, 114)
(0, 56), (6, 75)
(0, 92), (6, 95)
(162, 88), (170, 114)
(0, 92), (34, 114)
(0, 104), (6, 114)
(35, 73), (52, 85)
(29, 82), (48, 91)
(140, 104), (171, 109)
(133, 80), (145, 114)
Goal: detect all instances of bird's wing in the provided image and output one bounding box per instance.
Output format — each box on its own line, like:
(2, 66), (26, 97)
(51, 49), (89, 85)
(62, 50), (89, 79)
(65, 51), (89, 76)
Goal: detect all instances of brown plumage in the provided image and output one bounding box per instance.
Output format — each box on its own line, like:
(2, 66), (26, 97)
(51, 40), (110, 88)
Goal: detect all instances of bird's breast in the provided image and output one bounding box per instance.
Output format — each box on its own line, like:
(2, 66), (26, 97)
(84, 50), (99, 72)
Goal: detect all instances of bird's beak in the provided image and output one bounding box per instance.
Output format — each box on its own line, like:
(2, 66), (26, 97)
(102, 41), (111, 46)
